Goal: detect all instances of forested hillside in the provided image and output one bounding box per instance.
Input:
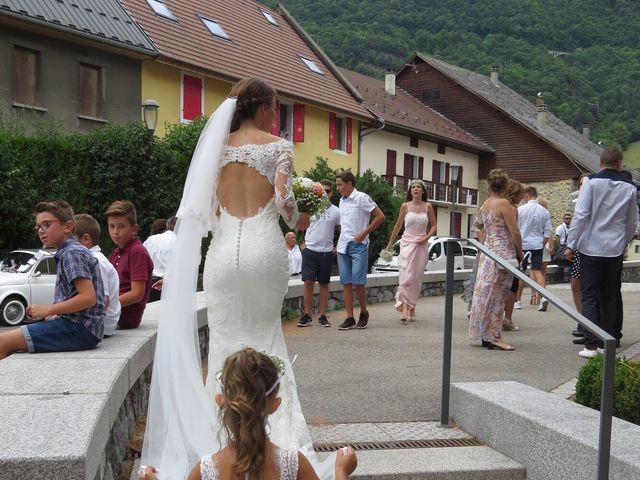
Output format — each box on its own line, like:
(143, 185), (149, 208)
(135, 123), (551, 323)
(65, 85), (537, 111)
(271, 0), (640, 149)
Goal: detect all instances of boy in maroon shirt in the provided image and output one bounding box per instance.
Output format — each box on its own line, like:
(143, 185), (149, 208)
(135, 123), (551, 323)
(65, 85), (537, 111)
(105, 200), (153, 329)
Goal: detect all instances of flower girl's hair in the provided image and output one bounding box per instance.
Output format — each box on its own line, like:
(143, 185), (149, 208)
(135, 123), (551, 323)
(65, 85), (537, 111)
(219, 348), (280, 476)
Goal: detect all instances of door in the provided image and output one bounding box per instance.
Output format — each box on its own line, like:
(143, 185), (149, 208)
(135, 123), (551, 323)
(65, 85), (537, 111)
(29, 257), (57, 305)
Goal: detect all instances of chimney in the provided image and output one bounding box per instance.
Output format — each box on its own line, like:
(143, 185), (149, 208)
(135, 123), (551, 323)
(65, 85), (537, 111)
(385, 68), (396, 96)
(582, 122), (591, 139)
(536, 93), (546, 128)
(490, 65), (499, 82)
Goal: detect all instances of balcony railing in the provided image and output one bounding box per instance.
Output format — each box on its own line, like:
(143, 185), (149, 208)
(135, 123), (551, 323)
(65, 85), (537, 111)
(383, 175), (478, 207)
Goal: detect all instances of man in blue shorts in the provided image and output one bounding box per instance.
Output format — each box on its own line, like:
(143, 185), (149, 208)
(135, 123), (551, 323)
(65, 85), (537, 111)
(335, 172), (385, 330)
(0, 200), (104, 360)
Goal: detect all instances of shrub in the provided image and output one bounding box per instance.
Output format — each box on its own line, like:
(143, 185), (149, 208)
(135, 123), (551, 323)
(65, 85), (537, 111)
(575, 355), (640, 426)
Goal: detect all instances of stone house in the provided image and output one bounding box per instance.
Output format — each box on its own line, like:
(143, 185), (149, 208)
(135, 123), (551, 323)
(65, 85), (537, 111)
(340, 67), (494, 238)
(0, 0), (156, 133)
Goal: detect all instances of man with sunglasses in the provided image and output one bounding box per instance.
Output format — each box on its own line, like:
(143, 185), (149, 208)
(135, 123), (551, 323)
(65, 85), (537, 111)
(297, 179), (341, 327)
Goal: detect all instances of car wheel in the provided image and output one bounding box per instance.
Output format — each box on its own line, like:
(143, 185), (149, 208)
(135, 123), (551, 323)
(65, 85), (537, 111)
(1, 296), (27, 326)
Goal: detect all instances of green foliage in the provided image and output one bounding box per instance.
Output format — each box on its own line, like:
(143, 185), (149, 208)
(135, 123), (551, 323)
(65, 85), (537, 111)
(575, 355), (640, 425)
(271, 0), (640, 148)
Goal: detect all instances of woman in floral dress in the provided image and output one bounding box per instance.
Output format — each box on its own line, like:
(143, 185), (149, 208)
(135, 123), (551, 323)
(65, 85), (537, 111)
(469, 169), (522, 351)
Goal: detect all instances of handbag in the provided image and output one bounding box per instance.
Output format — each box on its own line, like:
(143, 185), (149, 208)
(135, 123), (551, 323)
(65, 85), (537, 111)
(552, 245), (572, 267)
(498, 251), (531, 271)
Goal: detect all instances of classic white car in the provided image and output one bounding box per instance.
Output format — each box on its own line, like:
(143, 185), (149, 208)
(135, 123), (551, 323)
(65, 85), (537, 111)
(371, 237), (468, 273)
(0, 249), (57, 326)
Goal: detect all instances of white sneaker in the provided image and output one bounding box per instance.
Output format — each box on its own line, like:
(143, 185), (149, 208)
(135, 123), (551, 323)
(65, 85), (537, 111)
(578, 348), (598, 358)
(514, 301), (522, 309)
(538, 298), (548, 312)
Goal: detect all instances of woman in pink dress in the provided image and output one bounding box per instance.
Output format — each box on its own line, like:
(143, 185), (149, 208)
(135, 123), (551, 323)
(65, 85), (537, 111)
(386, 180), (437, 324)
(468, 169), (522, 350)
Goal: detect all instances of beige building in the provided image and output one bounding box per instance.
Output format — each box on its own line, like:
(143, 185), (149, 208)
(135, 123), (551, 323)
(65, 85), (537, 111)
(341, 68), (493, 238)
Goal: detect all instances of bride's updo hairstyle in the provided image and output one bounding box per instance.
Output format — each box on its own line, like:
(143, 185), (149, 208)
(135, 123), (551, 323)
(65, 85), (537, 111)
(220, 347), (280, 475)
(487, 168), (509, 194)
(228, 77), (277, 132)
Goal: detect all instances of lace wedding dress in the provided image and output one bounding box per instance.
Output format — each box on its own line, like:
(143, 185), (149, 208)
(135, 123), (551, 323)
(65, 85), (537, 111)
(199, 447), (298, 480)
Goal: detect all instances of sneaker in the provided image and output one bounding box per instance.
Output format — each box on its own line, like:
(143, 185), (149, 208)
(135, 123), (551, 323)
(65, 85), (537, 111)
(578, 348), (598, 358)
(538, 298), (548, 312)
(356, 311), (369, 329)
(514, 301), (522, 310)
(297, 313), (312, 327)
(338, 317), (356, 330)
(318, 315), (331, 327)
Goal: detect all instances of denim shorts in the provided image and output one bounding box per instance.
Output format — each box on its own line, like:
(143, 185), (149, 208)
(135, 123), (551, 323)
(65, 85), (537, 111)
(21, 316), (100, 353)
(337, 242), (369, 285)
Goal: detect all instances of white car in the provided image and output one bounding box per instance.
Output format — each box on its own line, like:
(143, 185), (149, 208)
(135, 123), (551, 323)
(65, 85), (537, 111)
(371, 237), (466, 273)
(0, 249), (57, 326)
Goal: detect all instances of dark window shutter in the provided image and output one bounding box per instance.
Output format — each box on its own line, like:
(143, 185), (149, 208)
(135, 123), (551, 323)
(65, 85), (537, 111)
(386, 150), (397, 175)
(410, 136), (418, 148)
(272, 99), (280, 136)
(445, 162), (450, 184)
(458, 165), (463, 186)
(437, 142), (446, 154)
(293, 103), (305, 142)
(15, 47), (38, 106)
(346, 117), (353, 153)
(80, 63), (101, 118)
(182, 74), (202, 121)
(329, 112), (337, 149)
(418, 156), (424, 179)
(432, 160), (440, 183)
(404, 154), (413, 179)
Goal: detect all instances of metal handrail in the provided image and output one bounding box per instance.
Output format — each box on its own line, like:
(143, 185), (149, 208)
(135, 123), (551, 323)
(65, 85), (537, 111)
(440, 238), (616, 480)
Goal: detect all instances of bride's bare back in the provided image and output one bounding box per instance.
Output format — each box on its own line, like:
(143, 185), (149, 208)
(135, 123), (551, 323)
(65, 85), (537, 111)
(217, 129), (282, 218)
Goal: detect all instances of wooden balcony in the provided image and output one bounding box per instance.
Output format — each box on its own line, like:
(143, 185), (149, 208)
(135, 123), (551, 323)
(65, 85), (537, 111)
(383, 175), (479, 207)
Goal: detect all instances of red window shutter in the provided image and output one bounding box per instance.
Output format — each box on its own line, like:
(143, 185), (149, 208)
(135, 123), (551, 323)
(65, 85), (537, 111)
(418, 156), (424, 179)
(432, 160), (440, 183)
(386, 149), (397, 175)
(292, 103), (304, 142)
(346, 117), (353, 153)
(445, 162), (450, 184)
(182, 75), (202, 121)
(329, 112), (337, 149)
(271, 99), (280, 136)
(404, 154), (412, 179)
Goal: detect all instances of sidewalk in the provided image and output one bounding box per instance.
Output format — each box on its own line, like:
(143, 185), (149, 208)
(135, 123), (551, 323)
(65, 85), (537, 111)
(284, 284), (640, 425)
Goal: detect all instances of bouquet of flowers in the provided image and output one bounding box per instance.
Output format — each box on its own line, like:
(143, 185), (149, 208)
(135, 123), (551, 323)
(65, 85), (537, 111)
(379, 249), (394, 262)
(292, 177), (329, 217)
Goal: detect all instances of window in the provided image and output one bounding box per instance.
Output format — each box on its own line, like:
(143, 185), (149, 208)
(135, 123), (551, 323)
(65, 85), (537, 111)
(437, 142), (446, 154)
(410, 136), (419, 148)
(301, 57), (323, 75)
(181, 73), (203, 122)
(329, 113), (352, 152)
(423, 90), (440, 102)
(200, 16), (230, 40)
(146, 0), (177, 20)
(432, 160), (449, 184)
(260, 9), (278, 25)
(14, 46), (39, 106)
(278, 102), (292, 140)
(79, 63), (102, 118)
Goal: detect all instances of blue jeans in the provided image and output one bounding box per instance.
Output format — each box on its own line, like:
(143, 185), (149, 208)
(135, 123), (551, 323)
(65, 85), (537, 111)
(21, 316), (100, 353)
(337, 242), (369, 285)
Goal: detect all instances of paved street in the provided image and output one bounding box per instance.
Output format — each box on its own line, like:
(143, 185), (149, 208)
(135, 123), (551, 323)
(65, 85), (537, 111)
(285, 284), (640, 425)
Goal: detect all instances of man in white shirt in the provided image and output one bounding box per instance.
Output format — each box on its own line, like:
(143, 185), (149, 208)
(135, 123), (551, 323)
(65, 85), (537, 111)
(143, 216), (177, 302)
(554, 213), (571, 249)
(565, 149), (639, 358)
(74, 214), (120, 337)
(516, 186), (552, 311)
(297, 179), (341, 328)
(285, 231), (302, 277)
(335, 171), (385, 330)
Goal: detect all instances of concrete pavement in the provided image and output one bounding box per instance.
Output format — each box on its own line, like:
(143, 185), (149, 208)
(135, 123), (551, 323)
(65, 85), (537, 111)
(285, 284), (640, 425)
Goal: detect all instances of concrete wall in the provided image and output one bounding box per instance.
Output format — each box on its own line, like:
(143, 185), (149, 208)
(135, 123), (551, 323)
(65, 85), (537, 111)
(0, 26), (142, 133)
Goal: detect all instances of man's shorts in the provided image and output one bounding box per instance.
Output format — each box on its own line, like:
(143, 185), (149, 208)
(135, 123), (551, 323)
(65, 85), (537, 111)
(522, 249), (544, 271)
(20, 316), (100, 353)
(337, 242), (368, 286)
(301, 248), (333, 284)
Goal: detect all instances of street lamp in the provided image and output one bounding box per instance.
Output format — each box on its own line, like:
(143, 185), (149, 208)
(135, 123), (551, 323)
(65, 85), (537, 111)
(450, 164), (461, 238)
(141, 99), (159, 135)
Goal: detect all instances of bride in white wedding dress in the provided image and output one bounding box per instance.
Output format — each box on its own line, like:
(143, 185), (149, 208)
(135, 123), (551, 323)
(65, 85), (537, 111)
(141, 78), (341, 479)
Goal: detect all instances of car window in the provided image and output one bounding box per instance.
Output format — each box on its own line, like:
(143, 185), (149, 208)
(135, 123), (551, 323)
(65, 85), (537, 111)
(463, 247), (477, 256)
(393, 242), (400, 255)
(430, 242), (442, 258)
(445, 241), (463, 256)
(45, 257), (57, 275)
(1, 252), (35, 272)
(34, 258), (49, 275)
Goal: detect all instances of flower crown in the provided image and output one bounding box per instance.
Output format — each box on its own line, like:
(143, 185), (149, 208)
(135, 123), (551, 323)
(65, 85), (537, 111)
(408, 179), (428, 191)
(215, 351), (298, 397)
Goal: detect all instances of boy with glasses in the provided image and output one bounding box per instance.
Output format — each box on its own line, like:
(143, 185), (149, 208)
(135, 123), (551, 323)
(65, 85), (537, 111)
(0, 200), (105, 360)
(298, 179), (341, 327)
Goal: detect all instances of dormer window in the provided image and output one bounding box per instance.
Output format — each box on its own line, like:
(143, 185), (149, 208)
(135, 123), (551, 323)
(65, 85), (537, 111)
(260, 9), (278, 26)
(200, 16), (230, 40)
(301, 57), (322, 75)
(146, 0), (176, 21)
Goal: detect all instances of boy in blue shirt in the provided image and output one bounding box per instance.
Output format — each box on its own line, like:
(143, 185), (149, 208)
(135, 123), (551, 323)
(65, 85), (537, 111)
(0, 200), (104, 359)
